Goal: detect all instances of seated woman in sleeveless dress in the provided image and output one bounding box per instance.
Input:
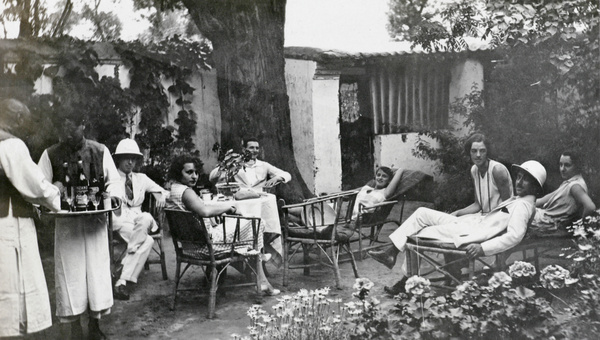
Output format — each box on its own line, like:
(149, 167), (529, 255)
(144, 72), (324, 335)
(166, 155), (279, 296)
(533, 150), (596, 231)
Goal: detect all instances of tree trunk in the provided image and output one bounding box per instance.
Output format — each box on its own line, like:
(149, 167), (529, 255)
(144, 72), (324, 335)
(183, 0), (312, 203)
(18, 0), (33, 38)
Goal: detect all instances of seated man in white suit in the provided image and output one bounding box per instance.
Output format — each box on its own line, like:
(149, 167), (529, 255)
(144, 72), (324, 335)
(209, 137), (291, 192)
(112, 139), (168, 300)
(369, 160), (546, 295)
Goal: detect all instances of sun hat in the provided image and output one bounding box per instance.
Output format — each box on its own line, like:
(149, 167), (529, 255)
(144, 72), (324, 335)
(114, 138), (143, 157)
(512, 160), (546, 189)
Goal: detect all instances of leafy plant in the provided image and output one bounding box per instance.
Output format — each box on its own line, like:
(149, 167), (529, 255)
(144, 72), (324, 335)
(212, 143), (251, 185)
(391, 269), (564, 340)
(563, 214), (600, 338)
(413, 128), (473, 212)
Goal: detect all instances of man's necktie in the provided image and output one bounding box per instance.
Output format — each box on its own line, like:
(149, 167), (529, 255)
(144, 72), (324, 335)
(125, 174), (134, 200)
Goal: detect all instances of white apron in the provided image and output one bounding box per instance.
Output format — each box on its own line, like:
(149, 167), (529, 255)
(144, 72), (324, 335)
(54, 214), (113, 317)
(0, 213), (52, 336)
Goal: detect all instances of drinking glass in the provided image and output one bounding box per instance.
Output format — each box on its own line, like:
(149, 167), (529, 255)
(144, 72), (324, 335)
(90, 195), (100, 211)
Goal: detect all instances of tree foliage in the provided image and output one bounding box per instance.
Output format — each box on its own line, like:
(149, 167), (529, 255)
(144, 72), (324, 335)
(0, 0), (123, 39)
(391, 0), (599, 203)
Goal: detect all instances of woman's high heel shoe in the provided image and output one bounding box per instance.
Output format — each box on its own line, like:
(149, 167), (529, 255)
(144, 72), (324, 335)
(261, 285), (281, 296)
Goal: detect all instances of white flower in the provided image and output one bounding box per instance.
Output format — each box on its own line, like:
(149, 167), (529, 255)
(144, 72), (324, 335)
(405, 276), (431, 296)
(540, 265), (572, 289)
(352, 277), (374, 291)
(508, 261), (536, 278)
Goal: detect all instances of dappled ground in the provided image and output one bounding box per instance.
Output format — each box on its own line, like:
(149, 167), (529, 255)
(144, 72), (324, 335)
(31, 200), (575, 339)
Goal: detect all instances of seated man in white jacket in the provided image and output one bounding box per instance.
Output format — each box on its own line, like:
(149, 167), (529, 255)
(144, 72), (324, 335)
(209, 137), (291, 191)
(112, 139), (168, 300)
(369, 160), (546, 295)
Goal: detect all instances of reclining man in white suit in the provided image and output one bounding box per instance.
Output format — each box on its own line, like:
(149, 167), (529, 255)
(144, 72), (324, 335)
(368, 160), (547, 295)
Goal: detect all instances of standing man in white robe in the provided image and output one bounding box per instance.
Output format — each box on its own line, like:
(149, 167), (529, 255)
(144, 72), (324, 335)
(38, 113), (123, 340)
(0, 99), (60, 337)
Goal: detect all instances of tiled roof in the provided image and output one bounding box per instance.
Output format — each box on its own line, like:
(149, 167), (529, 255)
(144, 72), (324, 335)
(284, 38), (491, 62)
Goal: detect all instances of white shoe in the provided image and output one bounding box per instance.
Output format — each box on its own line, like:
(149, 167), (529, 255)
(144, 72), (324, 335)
(261, 253), (272, 262)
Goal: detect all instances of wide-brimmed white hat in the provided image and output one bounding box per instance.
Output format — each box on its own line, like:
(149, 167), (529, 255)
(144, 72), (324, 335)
(512, 160), (546, 189)
(114, 138), (143, 157)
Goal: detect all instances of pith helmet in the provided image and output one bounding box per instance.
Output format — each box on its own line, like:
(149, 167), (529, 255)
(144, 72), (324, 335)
(512, 160), (546, 189)
(114, 139), (143, 157)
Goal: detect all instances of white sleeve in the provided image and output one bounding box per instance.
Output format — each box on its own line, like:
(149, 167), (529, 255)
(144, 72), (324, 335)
(266, 162), (292, 183)
(37, 149), (54, 182)
(481, 201), (531, 255)
(1, 139), (60, 211)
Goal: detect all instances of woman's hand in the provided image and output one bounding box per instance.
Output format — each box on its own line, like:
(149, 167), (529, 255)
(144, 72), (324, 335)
(228, 206), (237, 215)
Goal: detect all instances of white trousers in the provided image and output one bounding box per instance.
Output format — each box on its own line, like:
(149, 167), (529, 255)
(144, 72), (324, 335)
(0, 215), (52, 336)
(113, 212), (155, 283)
(388, 207), (484, 275)
(54, 215), (113, 318)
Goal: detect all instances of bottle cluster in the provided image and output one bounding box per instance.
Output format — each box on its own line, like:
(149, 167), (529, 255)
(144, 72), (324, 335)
(60, 157), (106, 212)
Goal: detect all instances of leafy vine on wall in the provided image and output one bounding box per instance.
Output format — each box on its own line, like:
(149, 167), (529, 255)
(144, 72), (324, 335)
(0, 36), (212, 185)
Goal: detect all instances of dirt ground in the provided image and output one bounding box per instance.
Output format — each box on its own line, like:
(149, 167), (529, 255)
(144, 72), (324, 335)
(31, 201), (572, 340)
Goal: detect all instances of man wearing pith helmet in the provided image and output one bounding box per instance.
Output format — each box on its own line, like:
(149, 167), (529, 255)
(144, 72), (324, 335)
(111, 138), (168, 301)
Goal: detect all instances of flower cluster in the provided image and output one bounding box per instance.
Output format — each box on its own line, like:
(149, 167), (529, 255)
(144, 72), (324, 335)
(488, 271), (513, 289)
(352, 277), (374, 301)
(239, 286), (359, 340)
(540, 264), (578, 289)
(508, 261), (536, 278)
(404, 275), (431, 296)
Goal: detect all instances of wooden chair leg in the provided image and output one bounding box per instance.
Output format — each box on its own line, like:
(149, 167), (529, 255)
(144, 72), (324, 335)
(207, 264), (218, 319)
(158, 240), (168, 280)
(358, 229), (364, 261)
(302, 244), (311, 276)
(345, 243), (359, 278)
(331, 245), (342, 289)
(283, 240), (289, 286)
(171, 260), (181, 311)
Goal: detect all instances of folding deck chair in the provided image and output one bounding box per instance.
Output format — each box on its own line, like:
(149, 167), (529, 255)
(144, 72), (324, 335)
(405, 227), (575, 289)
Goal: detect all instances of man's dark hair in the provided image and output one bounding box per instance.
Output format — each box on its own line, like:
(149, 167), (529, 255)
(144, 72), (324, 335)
(243, 137), (260, 148)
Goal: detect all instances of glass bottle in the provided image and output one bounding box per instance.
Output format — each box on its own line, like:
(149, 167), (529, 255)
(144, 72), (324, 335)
(74, 157), (89, 211)
(61, 162), (72, 211)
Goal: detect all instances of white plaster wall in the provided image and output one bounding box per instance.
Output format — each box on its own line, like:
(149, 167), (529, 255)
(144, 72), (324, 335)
(449, 58), (484, 135)
(285, 59), (317, 193)
(312, 74), (343, 195)
(374, 133), (439, 177)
